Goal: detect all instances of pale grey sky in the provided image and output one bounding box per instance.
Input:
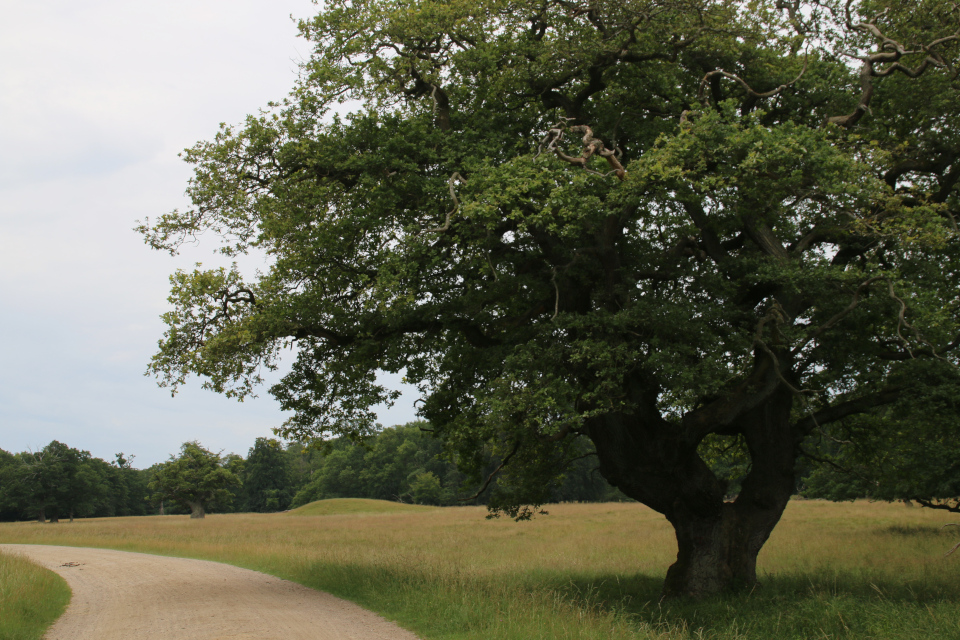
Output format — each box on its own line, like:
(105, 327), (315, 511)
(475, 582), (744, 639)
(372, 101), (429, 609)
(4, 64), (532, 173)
(0, 0), (417, 466)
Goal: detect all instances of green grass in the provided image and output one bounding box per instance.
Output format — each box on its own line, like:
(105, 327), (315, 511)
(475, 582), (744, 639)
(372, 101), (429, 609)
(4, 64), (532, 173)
(286, 497), (438, 516)
(0, 550), (71, 640)
(1, 501), (959, 639)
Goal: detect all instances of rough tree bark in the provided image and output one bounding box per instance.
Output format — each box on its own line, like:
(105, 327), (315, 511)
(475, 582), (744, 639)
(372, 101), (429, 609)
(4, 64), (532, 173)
(186, 501), (206, 519)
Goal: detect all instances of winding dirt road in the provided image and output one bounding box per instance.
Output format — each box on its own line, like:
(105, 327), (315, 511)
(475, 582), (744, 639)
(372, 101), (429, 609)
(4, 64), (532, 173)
(1, 544), (420, 640)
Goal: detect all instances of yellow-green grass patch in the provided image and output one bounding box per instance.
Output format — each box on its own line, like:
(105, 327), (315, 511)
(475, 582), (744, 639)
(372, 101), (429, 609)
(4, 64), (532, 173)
(1, 501), (959, 639)
(286, 498), (438, 516)
(0, 549), (71, 640)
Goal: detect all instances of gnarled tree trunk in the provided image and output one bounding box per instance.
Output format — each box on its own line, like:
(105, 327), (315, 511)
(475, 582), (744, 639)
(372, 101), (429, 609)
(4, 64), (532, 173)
(590, 381), (797, 598)
(662, 496), (789, 597)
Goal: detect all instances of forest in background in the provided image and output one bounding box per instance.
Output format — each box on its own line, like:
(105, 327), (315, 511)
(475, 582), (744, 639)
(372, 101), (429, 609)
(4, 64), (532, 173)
(0, 421), (627, 522)
(2, 418), (951, 522)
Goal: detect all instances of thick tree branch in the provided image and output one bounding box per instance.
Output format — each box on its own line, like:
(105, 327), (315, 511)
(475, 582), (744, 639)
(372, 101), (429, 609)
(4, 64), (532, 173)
(681, 357), (782, 443)
(791, 386), (903, 435)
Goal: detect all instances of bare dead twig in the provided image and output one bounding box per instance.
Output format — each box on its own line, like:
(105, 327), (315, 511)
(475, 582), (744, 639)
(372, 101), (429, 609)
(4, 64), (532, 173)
(550, 267), (560, 321)
(537, 122), (626, 180)
(827, 13), (960, 128)
(422, 172), (467, 234)
(698, 57), (809, 107)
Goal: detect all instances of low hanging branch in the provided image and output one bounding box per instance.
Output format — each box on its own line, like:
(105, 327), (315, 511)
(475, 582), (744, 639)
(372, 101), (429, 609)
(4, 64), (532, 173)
(537, 122), (626, 180)
(459, 440), (522, 502)
(917, 498), (960, 514)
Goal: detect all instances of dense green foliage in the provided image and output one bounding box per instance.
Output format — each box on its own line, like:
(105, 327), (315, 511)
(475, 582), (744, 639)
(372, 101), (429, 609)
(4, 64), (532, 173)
(0, 423), (626, 521)
(291, 421), (626, 507)
(149, 442), (241, 518)
(0, 443), (150, 522)
(801, 361), (960, 511)
(139, 0), (960, 594)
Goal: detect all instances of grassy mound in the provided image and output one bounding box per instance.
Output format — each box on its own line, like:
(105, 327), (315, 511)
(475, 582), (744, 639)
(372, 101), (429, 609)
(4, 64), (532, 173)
(0, 550), (71, 640)
(286, 498), (438, 516)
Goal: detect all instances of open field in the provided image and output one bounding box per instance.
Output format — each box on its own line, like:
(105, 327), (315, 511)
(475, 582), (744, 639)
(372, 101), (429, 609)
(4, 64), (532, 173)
(286, 497), (440, 517)
(0, 549), (71, 640)
(1, 500), (959, 639)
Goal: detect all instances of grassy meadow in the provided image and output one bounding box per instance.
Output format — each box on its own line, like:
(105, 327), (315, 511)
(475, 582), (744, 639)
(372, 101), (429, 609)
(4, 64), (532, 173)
(0, 549), (71, 640)
(1, 499), (959, 639)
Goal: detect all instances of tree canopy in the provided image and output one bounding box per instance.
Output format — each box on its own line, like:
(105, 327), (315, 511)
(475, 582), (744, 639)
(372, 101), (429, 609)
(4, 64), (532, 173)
(141, 0), (960, 596)
(149, 442), (241, 519)
(0, 443), (149, 522)
(244, 437), (294, 512)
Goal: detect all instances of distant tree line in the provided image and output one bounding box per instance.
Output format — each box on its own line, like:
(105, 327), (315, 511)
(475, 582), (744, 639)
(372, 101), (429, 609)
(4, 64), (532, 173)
(0, 442), (151, 522)
(0, 421), (628, 522)
(5, 412), (960, 522)
(287, 421), (629, 508)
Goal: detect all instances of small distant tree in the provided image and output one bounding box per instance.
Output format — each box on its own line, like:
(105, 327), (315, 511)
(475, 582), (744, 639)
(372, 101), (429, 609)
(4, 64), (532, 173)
(60, 452), (113, 521)
(149, 442), (241, 518)
(409, 471), (443, 505)
(109, 453), (151, 517)
(221, 453), (247, 513)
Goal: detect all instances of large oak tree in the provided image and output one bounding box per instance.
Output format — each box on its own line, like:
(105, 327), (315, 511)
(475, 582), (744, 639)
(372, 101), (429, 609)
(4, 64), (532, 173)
(141, 0), (960, 596)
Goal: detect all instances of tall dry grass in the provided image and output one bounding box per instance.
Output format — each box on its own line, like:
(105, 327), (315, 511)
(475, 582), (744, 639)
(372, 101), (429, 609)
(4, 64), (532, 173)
(0, 549), (70, 640)
(1, 500), (958, 639)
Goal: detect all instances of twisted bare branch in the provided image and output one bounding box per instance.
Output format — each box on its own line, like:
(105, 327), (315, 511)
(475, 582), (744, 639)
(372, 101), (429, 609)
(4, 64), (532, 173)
(538, 122), (626, 180)
(422, 172), (467, 234)
(828, 9), (960, 128)
(697, 57), (808, 107)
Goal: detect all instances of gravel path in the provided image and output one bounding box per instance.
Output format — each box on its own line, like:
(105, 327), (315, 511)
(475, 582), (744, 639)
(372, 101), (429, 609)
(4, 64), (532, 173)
(1, 544), (421, 640)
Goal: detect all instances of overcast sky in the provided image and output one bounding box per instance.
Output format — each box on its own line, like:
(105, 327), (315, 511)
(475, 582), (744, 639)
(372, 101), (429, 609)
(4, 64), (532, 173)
(0, 1), (417, 467)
